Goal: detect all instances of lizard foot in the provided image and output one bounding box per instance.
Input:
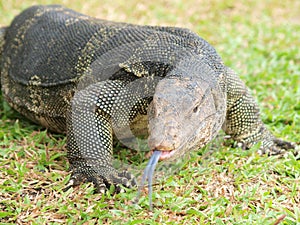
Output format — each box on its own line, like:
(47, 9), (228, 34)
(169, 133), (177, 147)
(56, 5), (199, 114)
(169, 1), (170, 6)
(236, 134), (296, 156)
(257, 138), (296, 156)
(64, 164), (137, 193)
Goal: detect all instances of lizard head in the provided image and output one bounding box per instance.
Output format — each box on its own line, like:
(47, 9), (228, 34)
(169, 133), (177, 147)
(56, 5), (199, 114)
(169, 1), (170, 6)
(138, 74), (226, 209)
(147, 75), (225, 161)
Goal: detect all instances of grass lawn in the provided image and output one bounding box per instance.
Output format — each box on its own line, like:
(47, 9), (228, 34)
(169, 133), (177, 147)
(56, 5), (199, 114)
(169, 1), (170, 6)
(0, 0), (299, 224)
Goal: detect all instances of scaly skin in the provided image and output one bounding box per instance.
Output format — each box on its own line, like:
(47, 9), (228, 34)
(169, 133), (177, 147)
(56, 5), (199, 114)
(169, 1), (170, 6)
(0, 27), (6, 75)
(0, 5), (295, 208)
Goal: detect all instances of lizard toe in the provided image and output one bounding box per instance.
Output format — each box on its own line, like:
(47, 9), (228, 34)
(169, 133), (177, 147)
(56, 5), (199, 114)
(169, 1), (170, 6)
(118, 170), (137, 187)
(258, 138), (296, 156)
(109, 170), (137, 190)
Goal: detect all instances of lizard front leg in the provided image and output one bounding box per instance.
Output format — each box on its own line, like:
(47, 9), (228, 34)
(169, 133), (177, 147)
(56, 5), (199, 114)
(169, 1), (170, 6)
(223, 68), (295, 155)
(65, 80), (136, 193)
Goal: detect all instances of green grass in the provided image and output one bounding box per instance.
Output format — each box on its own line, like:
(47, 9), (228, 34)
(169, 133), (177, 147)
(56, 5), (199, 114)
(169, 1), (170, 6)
(0, 0), (299, 224)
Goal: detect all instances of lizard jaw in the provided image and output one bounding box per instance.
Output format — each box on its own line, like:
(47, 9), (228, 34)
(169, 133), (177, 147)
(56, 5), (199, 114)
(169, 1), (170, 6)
(147, 149), (176, 160)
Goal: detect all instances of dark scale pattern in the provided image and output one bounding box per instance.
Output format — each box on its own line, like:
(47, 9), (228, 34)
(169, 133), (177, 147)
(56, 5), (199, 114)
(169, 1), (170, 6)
(0, 5), (295, 195)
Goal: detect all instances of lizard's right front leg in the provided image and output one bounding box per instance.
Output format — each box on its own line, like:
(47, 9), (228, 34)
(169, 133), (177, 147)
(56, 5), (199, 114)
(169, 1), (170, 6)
(65, 80), (136, 193)
(223, 68), (295, 155)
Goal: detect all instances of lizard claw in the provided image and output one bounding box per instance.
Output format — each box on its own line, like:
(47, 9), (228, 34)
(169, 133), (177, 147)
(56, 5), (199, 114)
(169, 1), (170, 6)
(64, 164), (137, 194)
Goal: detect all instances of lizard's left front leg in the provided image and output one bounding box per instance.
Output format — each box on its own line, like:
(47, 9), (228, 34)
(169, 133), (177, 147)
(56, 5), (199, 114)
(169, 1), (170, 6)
(66, 80), (137, 193)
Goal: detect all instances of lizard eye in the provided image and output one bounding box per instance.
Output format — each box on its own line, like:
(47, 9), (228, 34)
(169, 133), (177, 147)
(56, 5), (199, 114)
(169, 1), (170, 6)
(193, 105), (199, 113)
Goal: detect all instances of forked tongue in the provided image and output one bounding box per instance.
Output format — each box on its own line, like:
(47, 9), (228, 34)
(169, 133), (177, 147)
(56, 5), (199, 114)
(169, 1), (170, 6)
(136, 150), (162, 210)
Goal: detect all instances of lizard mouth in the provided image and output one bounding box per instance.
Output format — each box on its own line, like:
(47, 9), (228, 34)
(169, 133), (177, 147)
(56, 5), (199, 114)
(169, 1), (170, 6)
(146, 149), (176, 160)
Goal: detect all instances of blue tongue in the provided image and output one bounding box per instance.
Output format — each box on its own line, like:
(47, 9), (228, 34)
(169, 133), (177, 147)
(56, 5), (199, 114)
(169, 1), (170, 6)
(137, 150), (162, 210)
